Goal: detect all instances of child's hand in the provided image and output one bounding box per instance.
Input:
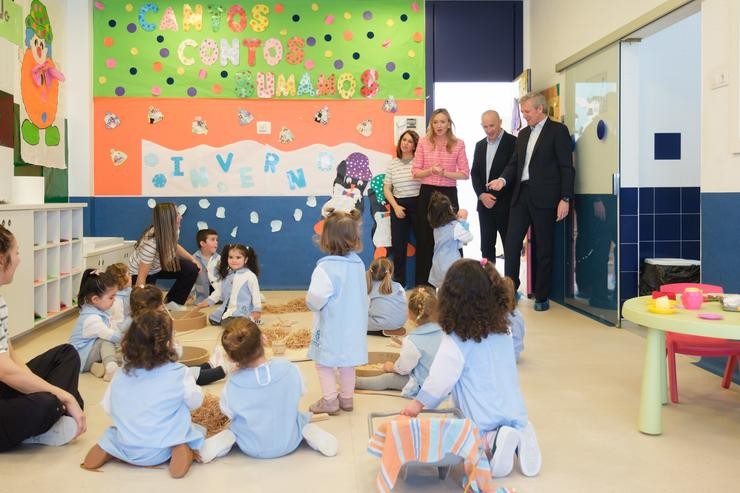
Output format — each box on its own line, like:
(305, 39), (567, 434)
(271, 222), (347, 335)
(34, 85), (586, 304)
(383, 361), (395, 373)
(251, 311), (262, 323)
(401, 399), (424, 417)
(195, 301), (208, 309)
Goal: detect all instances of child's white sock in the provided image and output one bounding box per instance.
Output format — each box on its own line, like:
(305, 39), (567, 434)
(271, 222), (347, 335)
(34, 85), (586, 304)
(302, 423), (338, 457)
(103, 362), (118, 382)
(198, 430), (235, 463)
(22, 416), (77, 446)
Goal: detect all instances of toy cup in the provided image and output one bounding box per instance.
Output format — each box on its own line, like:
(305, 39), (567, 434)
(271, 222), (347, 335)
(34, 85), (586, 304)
(681, 288), (703, 310)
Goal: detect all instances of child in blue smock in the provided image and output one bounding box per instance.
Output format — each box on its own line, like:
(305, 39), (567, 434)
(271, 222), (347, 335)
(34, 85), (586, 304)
(356, 286), (443, 397)
(208, 244), (261, 326)
(105, 263), (132, 334)
(68, 269), (121, 381)
(427, 191), (474, 288)
(401, 258), (541, 479)
(81, 309), (235, 478)
(219, 317), (338, 458)
(306, 208), (368, 415)
(366, 257), (407, 336)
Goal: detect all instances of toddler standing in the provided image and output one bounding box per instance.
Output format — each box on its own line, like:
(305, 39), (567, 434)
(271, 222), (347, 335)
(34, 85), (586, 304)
(220, 318), (338, 458)
(68, 269), (120, 381)
(402, 259), (541, 478)
(356, 286), (443, 397)
(206, 244), (261, 325)
(367, 257), (407, 336)
(82, 309), (234, 478)
(306, 209), (368, 415)
(427, 191), (473, 288)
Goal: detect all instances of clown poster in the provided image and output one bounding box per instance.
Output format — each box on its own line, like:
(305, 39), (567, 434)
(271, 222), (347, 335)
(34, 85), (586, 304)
(17, 0), (66, 168)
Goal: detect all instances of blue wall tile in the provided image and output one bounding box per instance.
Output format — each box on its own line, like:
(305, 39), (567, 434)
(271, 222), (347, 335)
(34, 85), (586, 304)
(639, 214), (654, 241)
(682, 241), (700, 260)
(620, 243), (638, 272)
(639, 187), (654, 214)
(620, 187), (638, 215)
(620, 271), (638, 300)
(681, 213), (700, 241)
(639, 241), (654, 262)
(654, 214), (681, 241)
(702, 192), (740, 292)
(655, 187), (681, 213)
(654, 132), (681, 160)
(655, 241), (681, 258)
(681, 187), (700, 213)
(620, 215), (637, 244)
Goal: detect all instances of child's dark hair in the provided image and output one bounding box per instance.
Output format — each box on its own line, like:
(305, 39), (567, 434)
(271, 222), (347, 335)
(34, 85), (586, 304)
(130, 285), (164, 317)
(427, 191), (457, 228)
(407, 286), (437, 325)
(121, 309), (177, 373)
(105, 263), (130, 290)
(367, 257), (394, 295)
(319, 208), (362, 255)
(0, 225), (15, 272)
(77, 269), (118, 308)
(437, 259), (513, 342)
(221, 317), (264, 367)
(217, 244), (260, 280)
(195, 228), (218, 249)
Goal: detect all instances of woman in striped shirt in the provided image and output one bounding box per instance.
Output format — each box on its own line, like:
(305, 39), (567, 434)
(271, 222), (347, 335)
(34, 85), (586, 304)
(128, 203), (200, 311)
(412, 109), (470, 286)
(383, 130), (421, 286)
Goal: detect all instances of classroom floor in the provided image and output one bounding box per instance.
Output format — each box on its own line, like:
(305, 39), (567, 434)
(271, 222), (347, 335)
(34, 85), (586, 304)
(2, 290), (739, 492)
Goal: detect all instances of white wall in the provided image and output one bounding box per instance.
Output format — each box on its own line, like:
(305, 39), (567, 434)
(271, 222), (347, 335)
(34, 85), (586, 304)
(701, 0), (740, 192)
(65, 0), (93, 196)
(637, 13), (701, 187)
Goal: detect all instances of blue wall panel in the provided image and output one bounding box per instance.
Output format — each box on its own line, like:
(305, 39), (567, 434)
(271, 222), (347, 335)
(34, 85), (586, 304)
(701, 192), (740, 293)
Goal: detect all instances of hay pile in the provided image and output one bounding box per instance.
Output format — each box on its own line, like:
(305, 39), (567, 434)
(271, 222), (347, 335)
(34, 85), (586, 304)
(262, 298), (309, 313)
(191, 393), (230, 437)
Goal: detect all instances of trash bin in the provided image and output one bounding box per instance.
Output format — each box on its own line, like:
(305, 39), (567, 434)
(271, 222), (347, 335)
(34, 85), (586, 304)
(639, 258), (701, 295)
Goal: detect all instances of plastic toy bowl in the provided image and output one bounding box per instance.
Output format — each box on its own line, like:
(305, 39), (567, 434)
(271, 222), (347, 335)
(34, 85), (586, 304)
(171, 310), (207, 332)
(178, 346), (209, 366)
(356, 352), (400, 377)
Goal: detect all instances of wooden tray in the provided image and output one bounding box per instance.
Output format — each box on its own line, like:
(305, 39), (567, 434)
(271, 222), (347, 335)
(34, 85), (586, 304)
(356, 351), (400, 377)
(179, 346), (209, 366)
(171, 310), (207, 332)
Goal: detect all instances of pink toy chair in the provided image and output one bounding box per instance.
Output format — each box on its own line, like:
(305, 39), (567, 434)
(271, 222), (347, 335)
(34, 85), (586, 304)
(660, 283), (740, 403)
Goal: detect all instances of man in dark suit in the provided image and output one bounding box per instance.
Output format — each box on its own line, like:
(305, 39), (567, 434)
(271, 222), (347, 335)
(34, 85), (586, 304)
(471, 110), (516, 264)
(489, 93), (574, 311)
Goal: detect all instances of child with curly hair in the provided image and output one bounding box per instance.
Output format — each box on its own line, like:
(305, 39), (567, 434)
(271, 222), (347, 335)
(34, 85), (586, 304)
(105, 263), (133, 334)
(219, 318), (338, 458)
(82, 309), (234, 478)
(401, 258), (541, 479)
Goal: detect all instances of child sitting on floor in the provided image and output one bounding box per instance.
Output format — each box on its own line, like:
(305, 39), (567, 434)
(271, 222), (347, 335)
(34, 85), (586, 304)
(106, 263), (132, 334)
(356, 286), (443, 397)
(219, 317), (338, 458)
(367, 257), (407, 337)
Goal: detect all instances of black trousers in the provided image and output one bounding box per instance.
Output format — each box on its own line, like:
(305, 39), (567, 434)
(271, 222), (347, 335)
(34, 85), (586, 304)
(415, 185), (459, 286)
(0, 344), (83, 452)
(504, 184), (557, 302)
(390, 196), (418, 287)
(478, 198), (511, 263)
(132, 256), (199, 305)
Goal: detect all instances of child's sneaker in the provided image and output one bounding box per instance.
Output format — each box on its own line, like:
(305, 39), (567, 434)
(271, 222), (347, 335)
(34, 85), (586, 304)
(103, 362), (119, 382)
(22, 416), (77, 447)
(302, 423), (339, 457)
(198, 429), (235, 463)
(489, 426), (519, 478)
(338, 396), (353, 411)
(165, 301), (189, 312)
(169, 443), (195, 478)
(90, 362), (105, 378)
(82, 444), (114, 470)
(308, 397), (340, 415)
(516, 421), (542, 477)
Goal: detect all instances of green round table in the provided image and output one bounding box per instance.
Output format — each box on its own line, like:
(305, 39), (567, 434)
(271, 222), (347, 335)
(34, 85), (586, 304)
(622, 296), (740, 435)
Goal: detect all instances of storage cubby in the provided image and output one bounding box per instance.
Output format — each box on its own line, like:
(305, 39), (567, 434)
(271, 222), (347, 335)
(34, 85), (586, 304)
(0, 204), (86, 338)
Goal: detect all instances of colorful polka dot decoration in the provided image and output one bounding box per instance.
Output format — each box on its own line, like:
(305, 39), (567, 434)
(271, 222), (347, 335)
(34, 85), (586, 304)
(369, 174), (387, 204)
(344, 152), (372, 181)
(93, 1), (424, 99)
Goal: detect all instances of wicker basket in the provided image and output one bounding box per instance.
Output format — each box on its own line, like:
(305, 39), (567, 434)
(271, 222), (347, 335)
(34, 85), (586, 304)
(171, 310), (207, 332)
(178, 346), (209, 366)
(356, 351), (400, 377)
